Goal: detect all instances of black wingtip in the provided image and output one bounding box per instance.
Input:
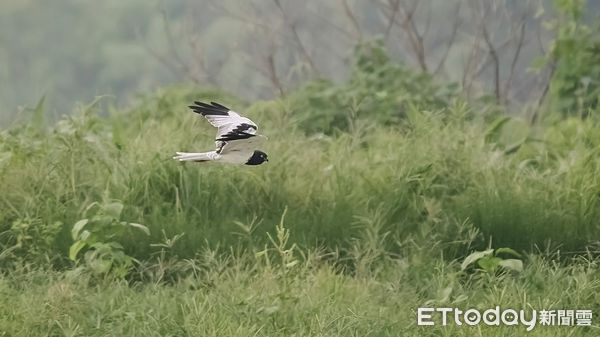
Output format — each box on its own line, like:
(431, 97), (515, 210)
(210, 102), (230, 110)
(189, 101), (229, 116)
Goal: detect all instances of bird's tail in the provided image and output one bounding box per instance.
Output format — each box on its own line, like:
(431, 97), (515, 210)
(173, 151), (219, 162)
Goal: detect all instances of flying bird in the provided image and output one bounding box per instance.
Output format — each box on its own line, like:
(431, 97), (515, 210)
(173, 101), (268, 165)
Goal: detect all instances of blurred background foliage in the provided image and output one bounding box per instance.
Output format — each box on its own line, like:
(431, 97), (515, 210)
(1, 0), (599, 126)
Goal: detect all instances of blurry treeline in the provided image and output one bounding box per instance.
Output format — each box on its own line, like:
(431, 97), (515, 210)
(1, 0), (599, 126)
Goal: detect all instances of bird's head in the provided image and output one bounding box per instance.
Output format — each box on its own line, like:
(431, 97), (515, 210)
(246, 150), (268, 165)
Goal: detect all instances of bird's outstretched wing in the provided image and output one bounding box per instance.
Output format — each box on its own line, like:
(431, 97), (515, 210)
(188, 102), (258, 144)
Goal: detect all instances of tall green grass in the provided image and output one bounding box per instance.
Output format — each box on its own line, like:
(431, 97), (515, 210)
(0, 240), (598, 336)
(1, 83), (599, 268)
(1, 46), (600, 334)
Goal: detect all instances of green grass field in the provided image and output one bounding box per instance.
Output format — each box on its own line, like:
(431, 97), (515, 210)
(0, 252), (598, 336)
(1, 49), (600, 335)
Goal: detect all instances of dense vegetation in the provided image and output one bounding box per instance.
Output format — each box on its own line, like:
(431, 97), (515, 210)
(1, 39), (599, 335)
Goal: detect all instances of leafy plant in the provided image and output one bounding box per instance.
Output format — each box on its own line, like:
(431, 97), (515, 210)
(255, 207), (300, 304)
(287, 40), (453, 135)
(461, 247), (523, 274)
(3, 217), (63, 264)
(535, 0), (600, 120)
(255, 207), (298, 271)
(70, 200), (149, 277)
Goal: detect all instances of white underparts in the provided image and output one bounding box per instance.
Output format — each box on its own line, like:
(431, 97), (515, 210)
(173, 151), (220, 162)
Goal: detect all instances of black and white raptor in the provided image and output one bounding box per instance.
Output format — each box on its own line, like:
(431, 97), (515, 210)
(173, 101), (268, 165)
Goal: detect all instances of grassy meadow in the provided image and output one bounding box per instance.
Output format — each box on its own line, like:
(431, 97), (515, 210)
(1, 44), (600, 336)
